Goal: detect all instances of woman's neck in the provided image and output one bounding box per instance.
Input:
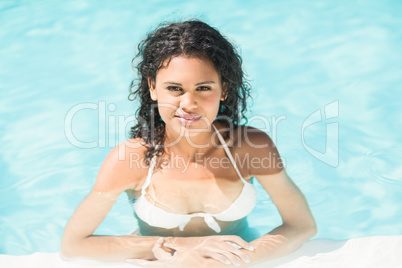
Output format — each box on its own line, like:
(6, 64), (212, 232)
(163, 124), (219, 161)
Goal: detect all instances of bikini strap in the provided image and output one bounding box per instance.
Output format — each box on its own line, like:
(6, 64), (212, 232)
(212, 124), (247, 183)
(141, 155), (157, 195)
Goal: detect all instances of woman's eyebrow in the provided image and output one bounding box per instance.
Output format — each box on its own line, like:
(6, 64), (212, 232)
(195, 81), (215, 86)
(163, 81), (182, 85)
(163, 81), (216, 86)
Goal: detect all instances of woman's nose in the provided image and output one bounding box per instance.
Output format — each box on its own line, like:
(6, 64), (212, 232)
(179, 92), (198, 110)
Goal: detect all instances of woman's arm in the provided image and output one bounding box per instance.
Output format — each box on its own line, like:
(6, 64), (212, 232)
(239, 170), (316, 265)
(237, 127), (316, 265)
(60, 189), (160, 262)
(60, 140), (159, 262)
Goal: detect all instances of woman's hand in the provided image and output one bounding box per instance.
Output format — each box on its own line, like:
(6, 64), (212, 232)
(127, 236), (254, 267)
(165, 235), (254, 266)
(127, 237), (207, 267)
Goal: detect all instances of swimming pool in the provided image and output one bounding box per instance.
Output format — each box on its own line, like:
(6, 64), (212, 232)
(1, 0), (401, 256)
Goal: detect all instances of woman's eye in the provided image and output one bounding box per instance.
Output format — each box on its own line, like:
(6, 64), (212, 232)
(167, 86), (182, 91)
(197, 86), (211, 91)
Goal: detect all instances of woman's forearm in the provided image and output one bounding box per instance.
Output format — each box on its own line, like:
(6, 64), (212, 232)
(240, 224), (317, 266)
(60, 234), (159, 262)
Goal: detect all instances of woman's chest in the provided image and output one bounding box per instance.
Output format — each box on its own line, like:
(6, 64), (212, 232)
(140, 162), (245, 214)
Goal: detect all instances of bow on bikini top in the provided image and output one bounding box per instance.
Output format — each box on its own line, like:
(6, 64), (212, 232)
(133, 125), (257, 233)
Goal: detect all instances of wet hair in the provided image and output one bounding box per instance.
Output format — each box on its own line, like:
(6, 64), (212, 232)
(129, 20), (251, 165)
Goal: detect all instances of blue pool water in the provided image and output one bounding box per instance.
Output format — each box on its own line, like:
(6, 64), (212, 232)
(1, 0), (401, 255)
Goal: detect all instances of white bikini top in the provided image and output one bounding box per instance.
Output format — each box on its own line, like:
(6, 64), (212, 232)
(133, 125), (257, 233)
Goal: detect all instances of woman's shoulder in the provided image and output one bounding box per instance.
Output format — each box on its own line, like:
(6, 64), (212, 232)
(93, 138), (149, 193)
(231, 125), (283, 176)
(232, 125), (275, 146)
(214, 122), (274, 149)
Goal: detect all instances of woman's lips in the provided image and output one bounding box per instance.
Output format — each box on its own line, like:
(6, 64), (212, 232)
(175, 115), (202, 125)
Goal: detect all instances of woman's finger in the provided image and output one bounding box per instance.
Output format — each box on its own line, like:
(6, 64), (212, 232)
(222, 243), (251, 264)
(202, 241), (251, 265)
(162, 242), (179, 250)
(224, 236), (255, 251)
(152, 238), (174, 260)
(218, 251), (242, 267)
(208, 253), (231, 265)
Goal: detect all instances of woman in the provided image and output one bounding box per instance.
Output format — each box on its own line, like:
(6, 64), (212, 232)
(61, 20), (316, 267)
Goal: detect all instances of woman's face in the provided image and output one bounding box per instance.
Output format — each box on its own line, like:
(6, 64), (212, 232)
(149, 56), (226, 136)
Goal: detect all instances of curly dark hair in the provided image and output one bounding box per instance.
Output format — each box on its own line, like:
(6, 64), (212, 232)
(129, 20), (251, 165)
